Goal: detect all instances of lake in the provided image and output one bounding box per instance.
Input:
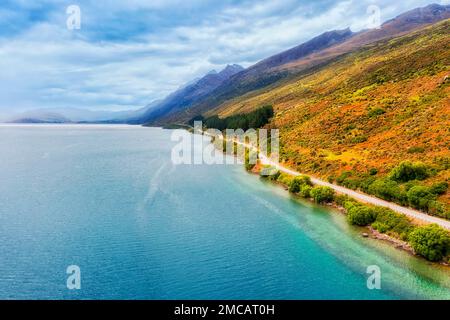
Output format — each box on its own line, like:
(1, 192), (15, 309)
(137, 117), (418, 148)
(0, 124), (449, 299)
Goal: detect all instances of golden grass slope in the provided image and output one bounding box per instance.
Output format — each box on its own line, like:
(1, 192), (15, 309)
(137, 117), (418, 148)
(211, 19), (450, 206)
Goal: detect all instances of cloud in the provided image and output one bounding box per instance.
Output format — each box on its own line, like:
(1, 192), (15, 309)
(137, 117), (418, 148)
(0, 0), (439, 113)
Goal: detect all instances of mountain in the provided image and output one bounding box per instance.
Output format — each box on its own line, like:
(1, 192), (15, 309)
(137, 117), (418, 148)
(151, 3), (450, 125)
(246, 28), (354, 76)
(7, 107), (145, 124)
(140, 29), (354, 125)
(134, 64), (244, 125)
(209, 18), (450, 210)
(10, 111), (70, 124)
(278, 3), (450, 72)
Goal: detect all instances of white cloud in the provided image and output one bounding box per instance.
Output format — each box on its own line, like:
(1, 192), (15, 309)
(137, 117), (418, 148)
(0, 0), (439, 114)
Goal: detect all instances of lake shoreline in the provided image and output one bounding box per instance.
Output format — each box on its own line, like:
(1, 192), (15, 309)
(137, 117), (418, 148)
(247, 163), (450, 268)
(200, 128), (449, 267)
(2, 124), (448, 299)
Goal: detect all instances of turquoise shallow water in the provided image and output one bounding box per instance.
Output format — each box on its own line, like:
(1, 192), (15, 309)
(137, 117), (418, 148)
(0, 124), (449, 299)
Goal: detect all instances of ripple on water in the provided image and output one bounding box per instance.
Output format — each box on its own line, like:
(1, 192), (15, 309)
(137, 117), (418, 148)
(0, 125), (448, 299)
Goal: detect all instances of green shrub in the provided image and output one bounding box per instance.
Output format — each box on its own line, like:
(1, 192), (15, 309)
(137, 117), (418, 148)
(297, 175), (313, 186)
(341, 177), (363, 190)
(310, 186), (335, 203)
(430, 182), (448, 195)
(347, 205), (377, 226)
(407, 186), (436, 211)
(368, 107), (386, 118)
(299, 185), (312, 198)
(409, 224), (450, 262)
(368, 179), (407, 204)
(404, 181), (419, 191)
(369, 168), (378, 176)
(288, 176), (312, 193)
(427, 201), (450, 219)
(388, 161), (429, 182)
(407, 146), (425, 154)
(288, 178), (302, 193)
(351, 135), (368, 143)
(359, 176), (376, 193)
(335, 195), (355, 207)
(336, 171), (352, 185)
(343, 200), (358, 211)
(277, 173), (291, 185)
(371, 207), (414, 240)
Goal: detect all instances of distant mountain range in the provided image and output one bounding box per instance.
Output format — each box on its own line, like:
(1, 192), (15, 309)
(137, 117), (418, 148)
(6, 64), (244, 124)
(6, 107), (146, 124)
(130, 64), (244, 125)
(7, 3), (449, 125)
(139, 3), (450, 125)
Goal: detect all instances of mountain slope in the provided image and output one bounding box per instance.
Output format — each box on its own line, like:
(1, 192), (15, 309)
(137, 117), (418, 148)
(210, 19), (450, 210)
(149, 28), (356, 124)
(156, 3), (450, 125)
(278, 3), (450, 72)
(135, 64), (244, 125)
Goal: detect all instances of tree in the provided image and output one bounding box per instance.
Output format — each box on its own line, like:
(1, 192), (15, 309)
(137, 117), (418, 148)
(288, 178), (302, 193)
(204, 105), (274, 131)
(299, 185), (312, 198)
(388, 161), (429, 182)
(288, 176), (313, 194)
(367, 107), (386, 118)
(407, 186), (435, 211)
(409, 224), (450, 261)
(297, 175), (312, 186)
(427, 201), (450, 219)
(347, 205), (376, 226)
(371, 207), (413, 240)
(310, 186), (335, 203)
(368, 179), (407, 204)
(430, 182), (448, 195)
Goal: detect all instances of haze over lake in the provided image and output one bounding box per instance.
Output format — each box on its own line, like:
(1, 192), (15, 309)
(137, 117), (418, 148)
(0, 124), (449, 299)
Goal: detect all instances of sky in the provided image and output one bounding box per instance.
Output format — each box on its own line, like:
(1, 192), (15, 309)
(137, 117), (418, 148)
(0, 0), (446, 116)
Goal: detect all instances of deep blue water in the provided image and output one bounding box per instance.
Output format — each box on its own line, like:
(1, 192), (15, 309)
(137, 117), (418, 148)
(0, 124), (449, 299)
